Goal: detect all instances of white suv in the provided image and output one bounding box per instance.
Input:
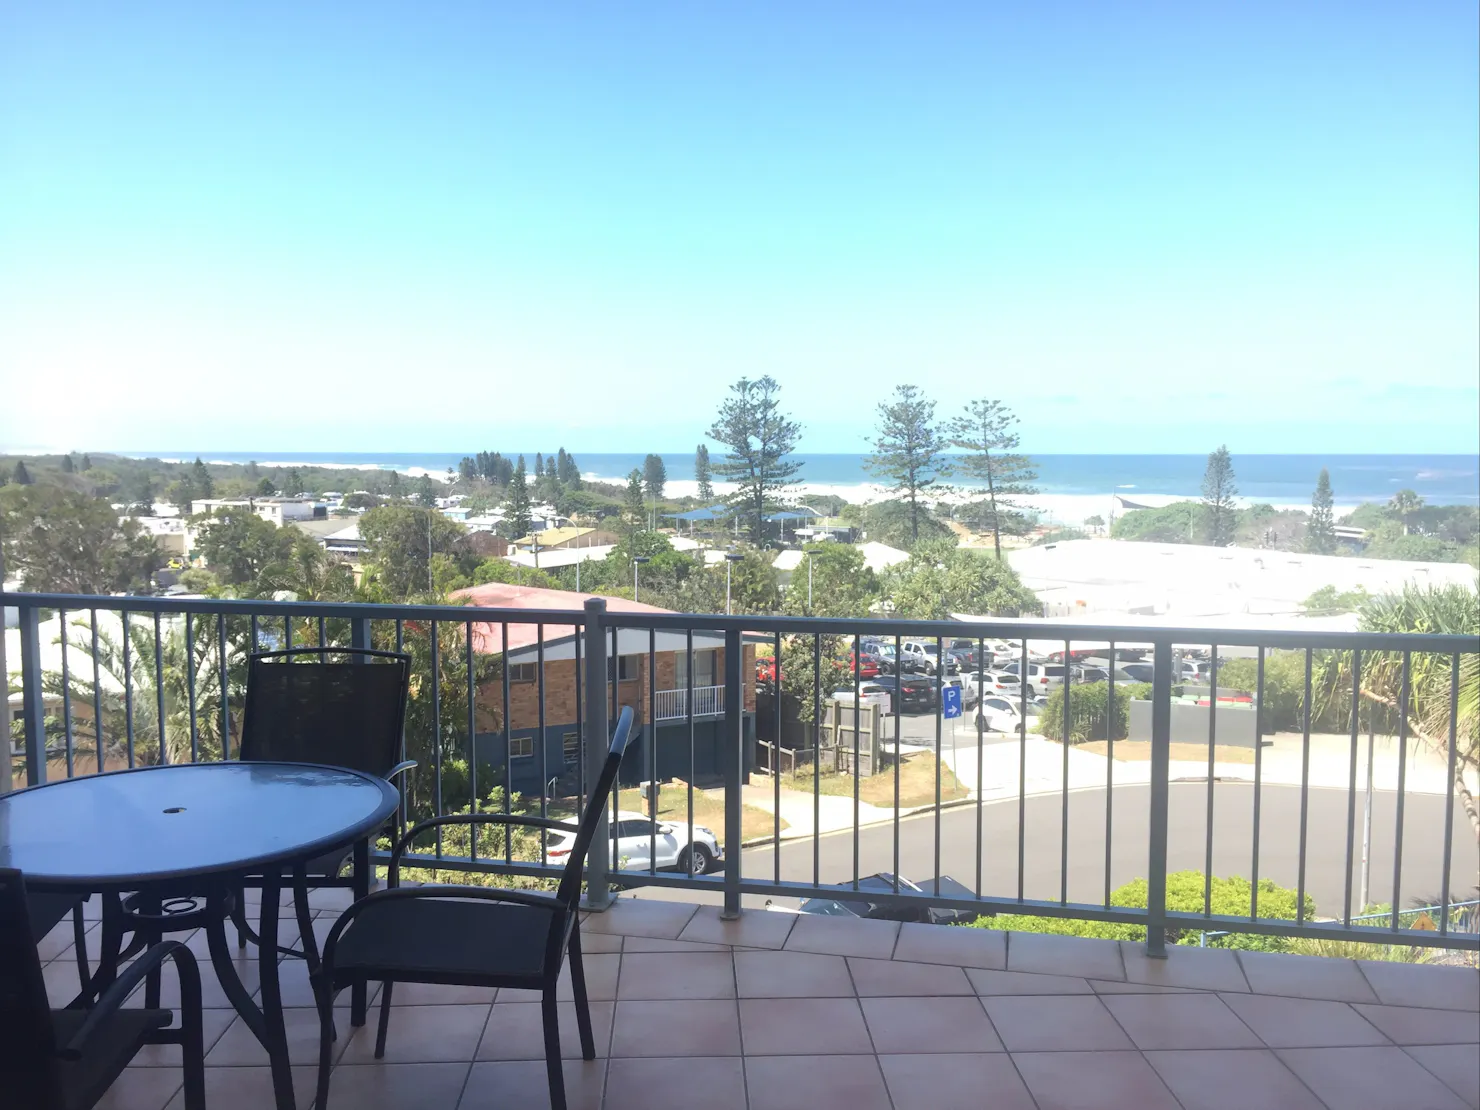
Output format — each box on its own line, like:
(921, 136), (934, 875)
(544, 810), (724, 875)
(1000, 661), (1070, 693)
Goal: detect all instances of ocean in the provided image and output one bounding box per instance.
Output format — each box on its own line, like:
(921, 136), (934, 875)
(144, 451), (1479, 509)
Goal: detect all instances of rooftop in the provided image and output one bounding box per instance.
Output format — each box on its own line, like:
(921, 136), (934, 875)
(49, 892), (1480, 1110)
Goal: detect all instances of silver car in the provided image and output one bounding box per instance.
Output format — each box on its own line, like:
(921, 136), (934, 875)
(544, 809), (723, 875)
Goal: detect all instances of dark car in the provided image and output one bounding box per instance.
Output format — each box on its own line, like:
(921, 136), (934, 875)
(869, 675), (937, 713)
(769, 873), (980, 925)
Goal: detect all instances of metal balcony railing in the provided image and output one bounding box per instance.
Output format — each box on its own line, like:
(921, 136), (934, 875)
(653, 684), (724, 721)
(4, 589), (1477, 956)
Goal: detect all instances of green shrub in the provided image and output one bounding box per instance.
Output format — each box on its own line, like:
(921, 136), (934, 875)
(963, 870), (1314, 952)
(1037, 681), (1151, 743)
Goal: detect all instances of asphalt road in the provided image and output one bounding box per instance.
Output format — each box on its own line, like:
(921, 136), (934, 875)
(663, 783), (1478, 920)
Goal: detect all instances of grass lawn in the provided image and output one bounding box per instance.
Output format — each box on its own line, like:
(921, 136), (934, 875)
(549, 782), (783, 842)
(790, 752), (968, 809)
(1075, 740), (1258, 764)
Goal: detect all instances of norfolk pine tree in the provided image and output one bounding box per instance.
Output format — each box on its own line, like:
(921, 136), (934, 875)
(1306, 468), (1336, 554)
(1200, 446), (1238, 546)
(947, 400), (1038, 559)
(623, 469), (647, 529)
(866, 384), (950, 544)
(505, 457), (532, 539)
(707, 376), (802, 544)
(694, 445), (714, 502)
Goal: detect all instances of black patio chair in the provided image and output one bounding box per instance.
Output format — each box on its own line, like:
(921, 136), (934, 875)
(27, 893), (92, 1000)
(311, 706), (635, 1110)
(231, 647), (415, 970)
(2, 869), (205, 1110)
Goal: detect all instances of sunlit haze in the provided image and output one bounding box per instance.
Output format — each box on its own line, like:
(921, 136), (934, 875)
(2, 3), (1476, 454)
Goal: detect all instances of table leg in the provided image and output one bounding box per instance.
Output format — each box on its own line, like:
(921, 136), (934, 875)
(69, 891), (126, 1010)
(350, 837), (370, 1026)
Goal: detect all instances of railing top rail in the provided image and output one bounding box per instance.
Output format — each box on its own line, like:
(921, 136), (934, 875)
(5, 590), (1476, 653)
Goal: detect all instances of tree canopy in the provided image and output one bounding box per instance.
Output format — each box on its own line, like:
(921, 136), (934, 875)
(707, 375), (802, 543)
(0, 485), (160, 594)
(1306, 468), (1336, 555)
(866, 384), (950, 545)
(947, 399), (1037, 559)
(1200, 445), (1238, 545)
(883, 542), (1038, 619)
(358, 503), (469, 598)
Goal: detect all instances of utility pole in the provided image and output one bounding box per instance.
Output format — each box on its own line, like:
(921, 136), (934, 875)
(633, 556), (649, 603)
(724, 551), (743, 615)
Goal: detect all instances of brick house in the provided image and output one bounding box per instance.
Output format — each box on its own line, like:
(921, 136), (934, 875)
(454, 583), (757, 795)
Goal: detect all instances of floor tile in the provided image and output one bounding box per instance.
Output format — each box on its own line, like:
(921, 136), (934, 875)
(1007, 932), (1125, 981)
(1145, 1049), (1325, 1110)
(94, 1067), (183, 1110)
(1088, 978), (1202, 994)
(502, 953), (620, 1003)
(966, 968), (1093, 995)
(1120, 941), (1249, 992)
(861, 995), (1003, 1053)
(1012, 1049), (1182, 1110)
(849, 957), (973, 996)
(322, 1062), (471, 1109)
(1220, 993), (1389, 1048)
(892, 921), (1006, 969)
(582, 899), (697, 940)
(1405, 1044), (1480, 1108)
(981, 995), (1133, 1052)
(616, 952), (736, 999)
(734, 950), (854, 998)
(604, 1057), (745, 1110)
(745, 1054), (893, 1110)
(161, 1065), (319, 1110)
(37, 916), (99, 962)
(131, 1008), (238, 1065)
(1358, 961), (1480, 1012)
(387, 980), (499, 1006)
(1353, 1002), (1480, 1045)
(476, 1001), (615, 1060)
(878, 1052), (1037, 1110)
(1237, 950), (1378, 1003)
(783, 913), (900, 960)
(206, 1005), (354, 1067)
(574, 930), (624, 954)
(338, 1003), (492, 1064)
(1277, 1046), (1470, 1110)
(739, 997), (873, 1055)
(621, 935), (730, 953)
(460, 1059), (607, 1110)
(608, 1000), (741, 1057)
(1099, 993), (1262, 1050)
(679, 905), (796, 949)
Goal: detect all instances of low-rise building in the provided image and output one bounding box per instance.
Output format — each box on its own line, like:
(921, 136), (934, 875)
(190, 498), (326, 526)
(510, 526), (619, 553)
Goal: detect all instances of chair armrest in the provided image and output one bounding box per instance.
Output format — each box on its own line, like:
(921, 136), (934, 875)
(385, 760), (417, 784)
(59, 941), (200, 1059)
(319, 884), (566, 970)
(388, 812), (579, 882)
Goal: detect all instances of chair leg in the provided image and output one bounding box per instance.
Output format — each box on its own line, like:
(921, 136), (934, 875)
(292, 871), (320, 976)
(567, 929), (596, 1060)
(230, 888), (253, 950)
(374, 981), (395, 1058)
(178, 958), (207, 1110)
(70, 904), (92, 997)
(542, 991), (567, 1110)
(314, 976), (338, 1110)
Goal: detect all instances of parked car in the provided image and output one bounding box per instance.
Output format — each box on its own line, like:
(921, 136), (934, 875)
(1178, 660), (1214, 681)
(999, 661), (1071, 693)
(764, 872), (979, 924)
(849, 648), (883, 679)
(867, 639), (931, 675)
(976, 695), (1040, 734)
(869, 675), (938, 713)
(1119, 663), (1155, 684)
(545, 810), (723, 875)
(902, 640), (958, 675)
(831, 683), (893, 713)
(938, 674), (979, 709)
(964, 670), (1023, 696)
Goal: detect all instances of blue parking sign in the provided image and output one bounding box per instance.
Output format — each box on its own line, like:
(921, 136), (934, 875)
(941, 685), (963, 719)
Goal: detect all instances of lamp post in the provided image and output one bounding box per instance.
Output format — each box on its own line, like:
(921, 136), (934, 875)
(807, 552), (814, 611)
(724, 551), (744, 615)
(633, 556), (650, 603)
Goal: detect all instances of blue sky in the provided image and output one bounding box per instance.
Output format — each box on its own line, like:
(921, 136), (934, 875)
(2, 2), (1476, 455)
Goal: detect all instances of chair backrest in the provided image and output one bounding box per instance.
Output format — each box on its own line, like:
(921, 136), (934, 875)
(554, 706), (634, 908)
(0, 869), (64, 1109)
(240, 648), (410, 775)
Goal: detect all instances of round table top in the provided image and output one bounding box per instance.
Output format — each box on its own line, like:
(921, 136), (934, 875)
(0, 762), (400, 889)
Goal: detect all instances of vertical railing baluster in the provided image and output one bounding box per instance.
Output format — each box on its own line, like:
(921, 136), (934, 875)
(1391, 651), (1411, 931)
(250, 615), (259, 654)
(1204, 644), (1218, 916)
(1251, 647), (1266, 920)
(1017, 638), (1027, 903)
(539, 623), (550, 863)
(582, 599), (611, 909)
(18, 606), (46, 787)
(283, 614), (291, 651)
(92, 611), (105, 773)
(1145, 639), (1173, 958)
(1438, 653), (1459, 936)
(318, 615), (326, 648)
(575, 616), (586, 810)
(610, 625), (619, 874)
(646, 626), (656, 876)
(122, 609), (135, 767)
(1104, 640), (1115, 909)
(933, 634), (942, 898)
(217, 614), (228, 761)
(153, 613), (167, 765)
(1343, 650), (1362, 926)
(60, 611), (75, 778)
(466, 621), (477, 865)
(858, 634), (866, 891)
(813, 633), (822, 889)
(687, 629), (696, 878)
(975, 637), (985, 900)
(722, 626), (743, 919)
(502, 621), (512, 865)
(893, 633), (902, 890)
(1060, 638), (1070, 905)
(1297, 649), (1313, 926)
(186, 613), (199, 764)
(771, 630), (780, 883)
(431, 621), (442, 858)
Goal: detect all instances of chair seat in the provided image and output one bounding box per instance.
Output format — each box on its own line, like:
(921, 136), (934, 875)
(332, 896), (561, 985)
(50, 1007), (172, 1110)
(27, 893), (83, 943)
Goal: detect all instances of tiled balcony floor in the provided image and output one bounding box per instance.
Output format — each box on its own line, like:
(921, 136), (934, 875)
(41, 892), (1480, 1110)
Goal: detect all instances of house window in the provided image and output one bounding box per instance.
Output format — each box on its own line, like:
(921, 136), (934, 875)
(608, 656), (639, 682)
(563, 732), (581, 761)
(509, 736), (534, 759)
(675, 649), (718, 689)
(509, 663), (536, 684)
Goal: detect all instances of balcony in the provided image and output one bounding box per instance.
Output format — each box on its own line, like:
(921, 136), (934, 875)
(33, 891), (1480, 1110)
(5, 590), (1479, 1108)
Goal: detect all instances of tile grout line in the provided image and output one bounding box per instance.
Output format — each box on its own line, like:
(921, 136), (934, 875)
(1394, 1042), (1479, 1107)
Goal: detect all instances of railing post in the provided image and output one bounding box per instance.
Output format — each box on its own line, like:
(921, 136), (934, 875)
(1145, 639), (1173, 958)
(19, 604), (47, 787)
(582, 599), (614, 910)
(0, 584), (11, 794)
(722, 627), (743, 919)
(351, 616), (372, 655)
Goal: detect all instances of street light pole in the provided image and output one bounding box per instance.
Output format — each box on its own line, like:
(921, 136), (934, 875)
(633, 556), (650, 603)
(807, 553), (814, 611)
(724, 551), (743, 615)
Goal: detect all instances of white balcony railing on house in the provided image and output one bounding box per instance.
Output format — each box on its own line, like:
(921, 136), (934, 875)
(653, 684), (725, 721)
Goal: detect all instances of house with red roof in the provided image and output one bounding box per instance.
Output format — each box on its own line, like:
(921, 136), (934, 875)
(452, 583), (758, 795)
